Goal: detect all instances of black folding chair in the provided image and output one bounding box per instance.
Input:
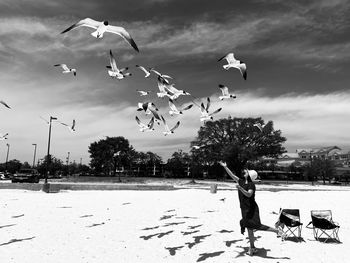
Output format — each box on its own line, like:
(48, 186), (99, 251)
(306, 210), (340, 243)
(276, 208), (303, 241)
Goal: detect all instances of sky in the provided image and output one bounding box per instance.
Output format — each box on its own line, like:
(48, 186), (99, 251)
(0, 0), (350, 165)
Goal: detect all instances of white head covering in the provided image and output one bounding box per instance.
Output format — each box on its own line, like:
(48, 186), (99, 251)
(247, 170), (258, 181)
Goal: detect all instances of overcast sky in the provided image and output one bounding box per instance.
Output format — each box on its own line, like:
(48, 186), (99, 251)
(0, 0), (350, 164)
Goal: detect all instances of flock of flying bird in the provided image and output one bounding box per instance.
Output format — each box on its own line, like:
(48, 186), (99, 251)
(50, 17), (250, 138)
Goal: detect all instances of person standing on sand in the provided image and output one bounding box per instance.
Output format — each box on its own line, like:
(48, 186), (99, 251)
(219, 161), (285, 256)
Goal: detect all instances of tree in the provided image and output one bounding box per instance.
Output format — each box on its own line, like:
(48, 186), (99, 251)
(0, 159), (22, 174)
(36, 155), (64, 176)
(166, 150), (191, 177)
(191, 117), (286, 177)
(304, 158), (335, 184)
(88, 136), (134, 180)
(131, 151), (162, 176)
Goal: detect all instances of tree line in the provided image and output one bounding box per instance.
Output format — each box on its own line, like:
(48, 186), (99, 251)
(0, 117), (339, 182)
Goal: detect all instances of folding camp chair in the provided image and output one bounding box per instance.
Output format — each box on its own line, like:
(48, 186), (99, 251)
(275, 208), (303, 241)
(306, 210), (340, 243)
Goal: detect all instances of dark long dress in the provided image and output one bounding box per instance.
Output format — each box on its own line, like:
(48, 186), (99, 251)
(238, 178), (263, 233)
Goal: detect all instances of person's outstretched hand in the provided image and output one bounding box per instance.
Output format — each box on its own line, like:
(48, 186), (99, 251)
(219, 161), (227, 167)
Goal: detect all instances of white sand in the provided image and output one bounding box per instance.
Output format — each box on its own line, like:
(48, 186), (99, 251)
(0, 187), (349, 263)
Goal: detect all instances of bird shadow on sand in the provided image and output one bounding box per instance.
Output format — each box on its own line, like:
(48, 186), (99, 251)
(196, 251), (225, 262)
(176, 216), (198, 219)
(140, 230), (174, 240)
(86, 222), (105, 228)
(162, 222), (186, 227)
(80, 214), (93, 218)
(165, 245), (184, 256)
(57, 206), (72, 209)
(217, 229), (234, 233)
(185, 234), (211, 249)
(160, 214), (176, 220)
(165, 209), (176, 213)
(224, 239), (243, 247)
(141, 226), (160, 231)
(122, 202), (131, 205)
(188, 224), (203, 230)
(235, 246), (290, 260)
(181, 230), (200, 236)
(0, 224), (16, 229)
(0, 236), (35, 246)
(11, 214), (24, 218)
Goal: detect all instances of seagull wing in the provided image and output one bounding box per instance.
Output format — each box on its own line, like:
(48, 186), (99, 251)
(150, 69), (162, 76)
(225, 53), (235, 63)
(54, 64), (69, 71)
(71, 119), (76, 130)
(182, 104), (193, 111)
(209, 108), (222, 116)
(219, 84), (229, 96)
(150, 108), (161, 121)
(136, 65), (149, 75)
(0, 100), (11, 109)
(200, 102), (206, 113)
(161, 75), (172, 79)
(147, 117), (155, 129)
(170, 121), (180, 132)
(59, 121), (69, 127)
(168, 99), (178, 112)
(206, 97), (211, 111)
(109, 50), (119, 71)
(135, 116), (142, 125)
(61, 18), (100, 34)
(238, 63), (247, 80)
(218, 53), (230, 62)
(105, 25), (139, 52)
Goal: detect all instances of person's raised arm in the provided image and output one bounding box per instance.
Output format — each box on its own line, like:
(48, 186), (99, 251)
(219, 161), (239, 183)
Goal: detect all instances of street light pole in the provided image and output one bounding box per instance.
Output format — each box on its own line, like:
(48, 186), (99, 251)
(5, 143), (10, 173)
(32, 143), (37, 168)
(45, 116), (57, 184)
(66, 151), (70, 176)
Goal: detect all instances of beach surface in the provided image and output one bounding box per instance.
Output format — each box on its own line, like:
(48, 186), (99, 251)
(0, 184), (349, 263)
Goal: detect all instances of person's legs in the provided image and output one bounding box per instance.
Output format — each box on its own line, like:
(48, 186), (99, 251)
(247, 229), (257, 256)
(258, 224), (286, 240)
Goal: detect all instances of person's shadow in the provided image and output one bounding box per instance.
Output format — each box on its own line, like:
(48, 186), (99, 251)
(235, 246), (290, 260)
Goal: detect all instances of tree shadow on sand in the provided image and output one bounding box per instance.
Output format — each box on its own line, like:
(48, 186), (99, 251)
(235, 246), (290, 260)
(0, 237), (35, 246)
(197, 251), (225, 262)
(165, 246), (184, 256)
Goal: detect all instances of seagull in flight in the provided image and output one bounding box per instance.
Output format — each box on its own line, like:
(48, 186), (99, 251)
(161, 116), (180, 136)
(156, 78), (172, 98)
(107, 50), (131, 79)
(218, 84), (236, 100)
(60, 119), (76, 132)
(168, 99), (193, 116)
(136, 65), (152, 78)
(0, 133), (8, 140)
(165, 84), (191, 100)
(151, 69), (172, 84)
(136, 90), (151, 96)
(135, 116), (155, 132)
(192, 145), (204, 150)
(137, 102), (158, 115)
(61, 18), (139, 52)
(54, 64), (76, 76)
(199, 97), (222, 122)
(218, 53), (247, 80)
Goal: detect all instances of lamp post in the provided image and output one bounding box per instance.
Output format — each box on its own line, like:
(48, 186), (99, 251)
(32, 143), (37, 168)
(66, 151), (70, 176)
(5, 143), (10, 173)
(45, 116), (57, 185)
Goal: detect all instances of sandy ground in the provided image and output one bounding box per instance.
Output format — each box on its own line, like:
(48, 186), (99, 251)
(0, 186), (349, 263)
